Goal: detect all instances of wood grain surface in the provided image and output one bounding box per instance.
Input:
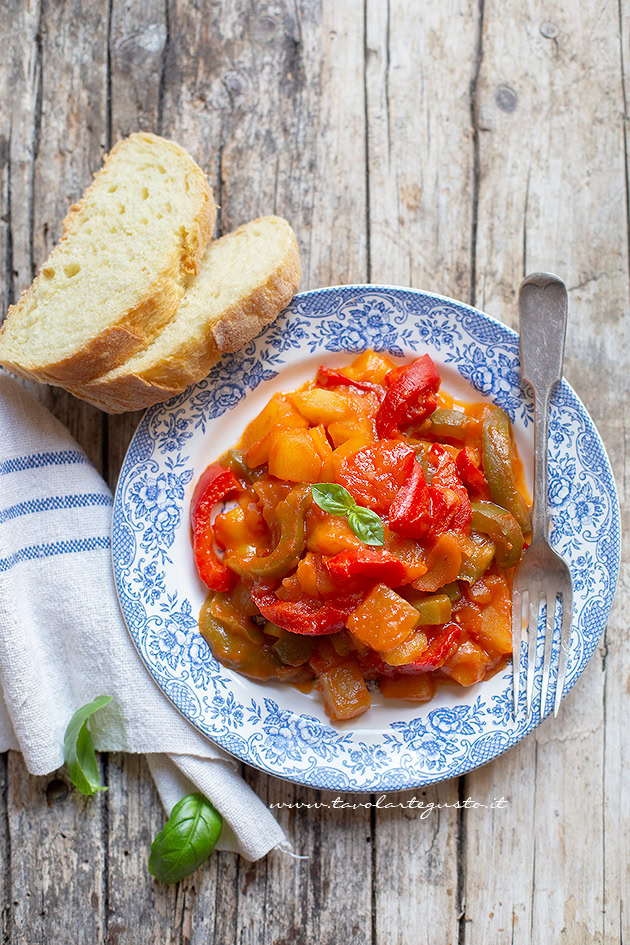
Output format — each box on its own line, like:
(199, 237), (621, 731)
(0, 1), (628, 943)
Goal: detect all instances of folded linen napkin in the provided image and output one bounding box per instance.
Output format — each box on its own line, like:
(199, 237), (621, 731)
(0, 372), (287, 861)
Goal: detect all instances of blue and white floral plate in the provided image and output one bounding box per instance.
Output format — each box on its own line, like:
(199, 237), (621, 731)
(112, 286), (620, 792)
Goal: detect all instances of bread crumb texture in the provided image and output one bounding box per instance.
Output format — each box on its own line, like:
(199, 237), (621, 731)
(73, 216), (302, 413)
(0, 132), (215, 386)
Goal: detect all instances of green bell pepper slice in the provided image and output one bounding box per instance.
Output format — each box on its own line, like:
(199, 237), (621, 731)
(200, 594), (309, 681)
(272, 631), (316, 666)
(481, 406), (531, 531)
(405, 592), (453, 625)
(429, 408), (469, 441)
(470, 500), (524, 569)
(438, 582), (463, 603)
(230, 483), (310, 580)
(218, 449), (265, 483)
(458, 532), (496, 583)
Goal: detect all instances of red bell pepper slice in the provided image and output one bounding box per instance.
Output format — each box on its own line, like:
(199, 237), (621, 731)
(324, 547), (407, 587)
(191, 464), (240, 592)
(456, 446), (489, 498)
(337, 440), (416, 513)
(389, 445), (471, 539)
(316, 366), (380, 393)
(428, 444), (472, 533)
(251, 585), (362, 636)
(375, 354), (440, 438)
(396, 624), (462, 673)
(389, 461), (432, 539)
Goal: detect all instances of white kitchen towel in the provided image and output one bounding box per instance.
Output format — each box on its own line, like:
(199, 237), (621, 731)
(0, 372), (287, 861)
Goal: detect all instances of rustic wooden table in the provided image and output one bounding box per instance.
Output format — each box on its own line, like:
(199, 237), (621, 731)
(1, 1), (628, 943)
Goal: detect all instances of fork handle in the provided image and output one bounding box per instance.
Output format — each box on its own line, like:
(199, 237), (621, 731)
(518, 273), (569, 544)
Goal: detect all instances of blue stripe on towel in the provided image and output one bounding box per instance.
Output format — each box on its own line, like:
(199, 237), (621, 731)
(0, 450), (89, 476)
(0, 536), (111, 572)
(0, 493), (113, 524)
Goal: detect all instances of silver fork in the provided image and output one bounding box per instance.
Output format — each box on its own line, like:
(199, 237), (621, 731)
(512, 272), (574, 719)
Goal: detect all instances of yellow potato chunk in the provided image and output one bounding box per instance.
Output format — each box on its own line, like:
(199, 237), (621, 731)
(268, 429), (322, 482)
(475, 600), (512, 656)
(318, 659), (372, 721)
(347, 584), (420, 652)
(241, 395), (307, 451)
(291, 389), (352, 425)
(327, 417), (375, 448)
(441, 637), (493, 685)
(306, 516), (364, 555)
(381, 628), (429, 666)
(345, 350), (397, 383)
(309, 424), (336, 481)
(379, 674), (437, 702)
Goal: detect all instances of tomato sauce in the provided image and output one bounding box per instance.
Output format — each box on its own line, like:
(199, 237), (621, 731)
(194, 350), (530, 722)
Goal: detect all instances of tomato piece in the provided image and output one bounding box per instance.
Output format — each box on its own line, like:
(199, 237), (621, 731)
(324, 547), (407, 587)
(375, 354), (440, 437)
(456, 446), (490, 498)
(395, 623), (462, 673)
(251, 585), (363, 635)
(191, 464), (240, 591)
(425, 444), (472, 534)
(337, 440), (416, 512)
(316, 366), (381, 393)
(389, 461), (432, 539)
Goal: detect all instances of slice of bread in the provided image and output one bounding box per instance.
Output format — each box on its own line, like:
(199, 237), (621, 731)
(71, 216), (301, 413)
(0, 133), (215, 386)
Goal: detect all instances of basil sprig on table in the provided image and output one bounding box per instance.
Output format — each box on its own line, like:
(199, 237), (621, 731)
(63, 695), (112, 796)
(149, 792), (223, 884)
(311, 483), (385, 546)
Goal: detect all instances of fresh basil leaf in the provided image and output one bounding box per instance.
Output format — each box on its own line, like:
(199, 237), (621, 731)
(347, 506), (385, 546)
(63, 695), (112, 796)
(311, 483), (357, 515)
(149, 792), (223, 884)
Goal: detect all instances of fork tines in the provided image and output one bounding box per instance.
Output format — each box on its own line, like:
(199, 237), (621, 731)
(512, 584), (573, 719)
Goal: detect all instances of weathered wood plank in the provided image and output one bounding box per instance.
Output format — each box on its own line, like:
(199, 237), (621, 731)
(464, 1), (629, 943)
(0, 0), (105, 461)
(6, 752), (106, 944)
(105, 753), (242, 945)
(28, 0), (109, 464)
(1, 0), (628, 942)
(158, 5), (373, 944)
(0, 2), (109, 942)
(604, 4), (630, 943)
(364, 1), (480, 942)
(0, 754), (9, 944)
(0, 3), (44, 935)
(365, 0), (478, 301)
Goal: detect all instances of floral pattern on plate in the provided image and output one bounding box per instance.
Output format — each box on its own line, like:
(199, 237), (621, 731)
(112, 286), (620, 791)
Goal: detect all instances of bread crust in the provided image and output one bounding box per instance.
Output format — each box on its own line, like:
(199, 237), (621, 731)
(71, 222), (301, 413)
(0, 133), (216, 386)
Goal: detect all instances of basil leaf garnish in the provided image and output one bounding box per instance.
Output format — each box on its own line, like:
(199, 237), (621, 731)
(311, 483), (385, 545)
(149, 792), (223, 884)
(63, 695), (112, 796)
(311, 483), (356, 515)
(347, 506), (385, 546)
